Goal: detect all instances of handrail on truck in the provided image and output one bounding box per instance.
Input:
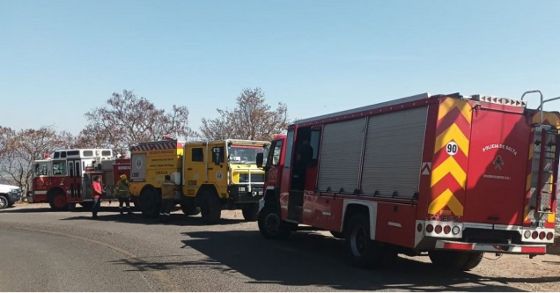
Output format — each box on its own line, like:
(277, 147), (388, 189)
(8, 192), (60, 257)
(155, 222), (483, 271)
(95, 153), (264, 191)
(522, 90), (560, 125)
(521, 90), (544, 124)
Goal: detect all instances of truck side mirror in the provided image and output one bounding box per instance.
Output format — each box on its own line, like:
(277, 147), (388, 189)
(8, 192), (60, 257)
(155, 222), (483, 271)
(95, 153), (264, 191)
(256, 153), (264, 168)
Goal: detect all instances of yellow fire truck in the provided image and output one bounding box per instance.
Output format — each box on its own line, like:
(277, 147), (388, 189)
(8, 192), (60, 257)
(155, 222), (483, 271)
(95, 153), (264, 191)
(129, 139), (269, 223)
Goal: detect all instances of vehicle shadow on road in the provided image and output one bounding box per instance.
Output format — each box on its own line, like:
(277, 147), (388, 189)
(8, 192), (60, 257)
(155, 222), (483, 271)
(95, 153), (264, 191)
(154, 230), (555, 291)
(0, 207), (59, 213)
(0, 206), (109, 214)
(59, 212), (246, 226)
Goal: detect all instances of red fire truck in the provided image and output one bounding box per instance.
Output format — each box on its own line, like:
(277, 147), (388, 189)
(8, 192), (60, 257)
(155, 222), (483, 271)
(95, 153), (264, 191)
(32, 149), (131, 210)
(257, 91), (560, 270)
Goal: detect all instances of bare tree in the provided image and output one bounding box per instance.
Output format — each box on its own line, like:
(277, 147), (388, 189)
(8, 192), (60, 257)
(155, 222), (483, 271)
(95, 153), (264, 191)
(78, 90), (194, 155)
(0, 127), (16, 185)
(0, 126), (15, 158)
(0, 127), (67, 191)
(200, 88), (288, 141)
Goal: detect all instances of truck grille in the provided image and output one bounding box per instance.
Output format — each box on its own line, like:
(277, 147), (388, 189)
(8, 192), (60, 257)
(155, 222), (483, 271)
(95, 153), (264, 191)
(238, 173), (265, 183)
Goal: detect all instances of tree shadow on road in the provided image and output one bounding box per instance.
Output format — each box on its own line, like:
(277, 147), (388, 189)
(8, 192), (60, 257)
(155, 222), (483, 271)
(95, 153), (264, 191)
(144, 229), (555, 291)
(110, 255), (224, 272)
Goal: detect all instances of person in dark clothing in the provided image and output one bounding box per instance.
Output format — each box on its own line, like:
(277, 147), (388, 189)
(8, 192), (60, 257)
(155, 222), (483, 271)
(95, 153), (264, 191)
(293, 138), (313, 190)
(91, 176), (103, 219)
(160, 175), (176, 221)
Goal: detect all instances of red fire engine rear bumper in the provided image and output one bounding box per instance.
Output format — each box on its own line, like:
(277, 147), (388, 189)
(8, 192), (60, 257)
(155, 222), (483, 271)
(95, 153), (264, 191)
(435, 240), (547, 255)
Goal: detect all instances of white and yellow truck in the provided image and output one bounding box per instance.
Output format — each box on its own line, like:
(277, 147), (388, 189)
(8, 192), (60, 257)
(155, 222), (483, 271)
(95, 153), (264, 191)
(129, 139), (269, 223)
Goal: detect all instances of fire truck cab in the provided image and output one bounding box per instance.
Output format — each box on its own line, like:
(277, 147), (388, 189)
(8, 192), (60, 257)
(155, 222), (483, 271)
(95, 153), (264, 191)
(257, 92), (560, 270)
(32, 149), (130, 210)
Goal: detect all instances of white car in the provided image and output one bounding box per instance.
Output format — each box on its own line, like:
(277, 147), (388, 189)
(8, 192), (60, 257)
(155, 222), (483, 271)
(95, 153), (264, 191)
(0, 184), (22, 209)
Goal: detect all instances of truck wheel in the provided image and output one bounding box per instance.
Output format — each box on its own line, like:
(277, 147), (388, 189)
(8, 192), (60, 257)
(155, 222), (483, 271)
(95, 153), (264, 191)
(241, 203), (259, 221)
(0, 195), (8, 209)
(180, 198), (200, 216)
(49, 191), (67, 211)
(345, 213), (382, 268)
(429, 250), (484, 271)
(66, 202), (76, 211)
(199, 191), (221, 224)
(139, 187), (161, 218)
(258, 207), (291, 239)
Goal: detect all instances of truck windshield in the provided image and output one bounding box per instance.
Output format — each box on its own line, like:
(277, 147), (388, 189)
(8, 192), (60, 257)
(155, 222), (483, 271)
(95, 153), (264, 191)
(228, 146), (265, 164)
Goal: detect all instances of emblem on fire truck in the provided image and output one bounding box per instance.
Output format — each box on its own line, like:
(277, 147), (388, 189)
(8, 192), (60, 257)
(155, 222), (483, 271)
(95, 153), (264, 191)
(493, 155), (504, 171)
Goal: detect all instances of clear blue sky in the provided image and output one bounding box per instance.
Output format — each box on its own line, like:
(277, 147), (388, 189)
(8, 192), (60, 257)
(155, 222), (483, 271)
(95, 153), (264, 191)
(1, 0), (559, 134)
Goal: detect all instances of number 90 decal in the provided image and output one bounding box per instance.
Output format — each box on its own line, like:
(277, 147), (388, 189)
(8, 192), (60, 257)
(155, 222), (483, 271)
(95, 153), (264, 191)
(446, 141), (458, 156)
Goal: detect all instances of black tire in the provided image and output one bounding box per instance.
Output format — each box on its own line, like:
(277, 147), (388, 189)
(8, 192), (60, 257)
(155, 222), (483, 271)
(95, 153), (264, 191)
(330, 231), (345, 239)
(49, 190), (68, 211)
(199, 190), (221, 224)
(139, 187), (161, 218)
(345, 213), (385, 268)
(241, 203), (259, 221)
(181, 198), (200, 216)
(66, 202), (76, 211)
(429, 250), (484, 271)
(258, 206), (292, 239)
(0, 195), (8, 209)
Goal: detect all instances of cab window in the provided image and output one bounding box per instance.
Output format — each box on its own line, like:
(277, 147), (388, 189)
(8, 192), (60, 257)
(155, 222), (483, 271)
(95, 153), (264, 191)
(212, 147), (225, 164)
(269, 140), (283, 166)
(52, 160), (67, 175)
(192, 148), (204, 162)
(284, 130), (294, 168)
(35, 163), (49, 176)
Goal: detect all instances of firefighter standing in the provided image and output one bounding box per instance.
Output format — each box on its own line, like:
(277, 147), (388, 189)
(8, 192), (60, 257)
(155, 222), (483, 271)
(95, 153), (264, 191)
(91, 176), (103, 219)
(115, 174), (132, 215)
(160, 175), (175, 220)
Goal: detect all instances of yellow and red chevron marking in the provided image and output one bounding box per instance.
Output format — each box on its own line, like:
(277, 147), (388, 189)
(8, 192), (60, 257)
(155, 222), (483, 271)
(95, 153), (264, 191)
(130, 140), (178, 152)
(428, 97), (472, 217)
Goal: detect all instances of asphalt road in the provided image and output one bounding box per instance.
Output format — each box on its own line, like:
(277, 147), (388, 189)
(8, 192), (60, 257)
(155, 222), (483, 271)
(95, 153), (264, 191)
(1, 203), (560, 291)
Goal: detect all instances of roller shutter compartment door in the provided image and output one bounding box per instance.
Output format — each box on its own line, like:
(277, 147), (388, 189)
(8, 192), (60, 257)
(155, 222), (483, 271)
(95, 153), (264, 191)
(361, 107), (428, 198)
(318, 118), (366, 193)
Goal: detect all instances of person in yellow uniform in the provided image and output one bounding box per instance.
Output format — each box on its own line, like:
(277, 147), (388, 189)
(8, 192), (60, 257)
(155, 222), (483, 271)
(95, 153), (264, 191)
(115, 174), (132, 215)
(160, 175), (176, 221)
